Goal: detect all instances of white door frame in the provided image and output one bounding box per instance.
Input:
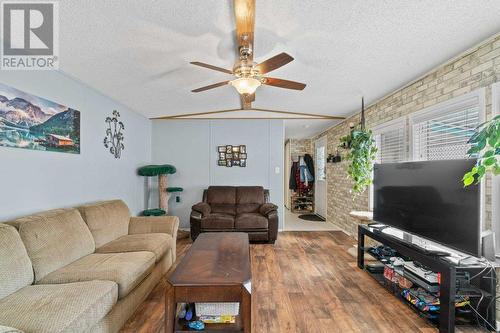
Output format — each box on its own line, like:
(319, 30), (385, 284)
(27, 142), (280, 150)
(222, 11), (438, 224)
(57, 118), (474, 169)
(314, 136), (327, 219)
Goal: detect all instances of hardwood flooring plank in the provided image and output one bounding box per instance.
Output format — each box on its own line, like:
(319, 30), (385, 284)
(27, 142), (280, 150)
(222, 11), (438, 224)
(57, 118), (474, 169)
(120, 231), (484, 333)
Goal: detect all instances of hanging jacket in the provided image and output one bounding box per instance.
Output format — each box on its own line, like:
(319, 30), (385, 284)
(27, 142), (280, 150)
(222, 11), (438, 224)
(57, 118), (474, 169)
(289, 162), (298, 190)
(299, 156), (313, 186)
(304, 154), (315, 182)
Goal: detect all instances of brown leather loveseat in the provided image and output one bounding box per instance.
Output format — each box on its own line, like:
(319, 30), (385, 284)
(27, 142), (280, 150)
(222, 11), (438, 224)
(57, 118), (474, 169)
(190, 186), (278, 243)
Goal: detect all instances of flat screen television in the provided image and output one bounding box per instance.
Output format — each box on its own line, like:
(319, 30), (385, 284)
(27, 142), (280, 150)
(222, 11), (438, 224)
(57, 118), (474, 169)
(373, 159), (481, 257)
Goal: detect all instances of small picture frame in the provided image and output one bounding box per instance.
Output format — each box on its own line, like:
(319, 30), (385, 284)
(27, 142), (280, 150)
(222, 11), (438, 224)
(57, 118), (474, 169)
(233, 152), (239, 159)
(226, 153), (233, 159)
(226, 160), (233, 167)
(240, 159), (247, 167)
(240, 145), (246, 153)
(240, 153), (247, 159)
(232, 146), (240, 153)
(226, 145), (232, 153)
(218, 160), (226, 166)
(218, 146), (226, 153)
(233, 160), (240, 166)
(219, 152), (226, 159)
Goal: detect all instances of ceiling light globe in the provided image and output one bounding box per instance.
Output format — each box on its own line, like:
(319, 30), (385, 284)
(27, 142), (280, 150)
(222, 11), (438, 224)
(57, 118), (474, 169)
(230, 78), (261, 95)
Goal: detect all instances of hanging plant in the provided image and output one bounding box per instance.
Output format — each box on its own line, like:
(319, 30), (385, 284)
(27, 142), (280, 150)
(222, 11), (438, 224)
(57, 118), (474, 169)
(339, 97), (378, 195)
(462, 115), (500, 186)
(340, 128), (378, 194)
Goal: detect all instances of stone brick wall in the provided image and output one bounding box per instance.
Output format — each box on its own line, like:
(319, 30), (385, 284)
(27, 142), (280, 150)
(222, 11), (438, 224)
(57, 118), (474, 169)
(314, 34), (499, 236)
(289, 138), (313, 158)
(313, 33), (500, 320)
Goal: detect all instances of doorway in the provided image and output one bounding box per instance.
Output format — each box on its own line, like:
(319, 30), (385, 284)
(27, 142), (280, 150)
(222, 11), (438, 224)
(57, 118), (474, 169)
(314, 136), (327, 219)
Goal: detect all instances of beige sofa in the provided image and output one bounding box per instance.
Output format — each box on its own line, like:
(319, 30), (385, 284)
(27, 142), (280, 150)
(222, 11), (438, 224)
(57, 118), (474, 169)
(0, 200), (179, 333)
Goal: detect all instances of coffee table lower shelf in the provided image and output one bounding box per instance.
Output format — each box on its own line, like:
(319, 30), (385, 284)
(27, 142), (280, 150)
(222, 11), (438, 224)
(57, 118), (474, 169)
(174, 317), (243, 333)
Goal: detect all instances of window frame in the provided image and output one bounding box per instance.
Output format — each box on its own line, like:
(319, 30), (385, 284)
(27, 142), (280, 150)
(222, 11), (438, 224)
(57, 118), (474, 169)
(369, 116), (408, 210)
(408, 89), (486, 161)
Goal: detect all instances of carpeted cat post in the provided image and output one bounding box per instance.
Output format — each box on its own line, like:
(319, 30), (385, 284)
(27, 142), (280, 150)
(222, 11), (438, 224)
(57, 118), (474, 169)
(138, 164), (177, 215)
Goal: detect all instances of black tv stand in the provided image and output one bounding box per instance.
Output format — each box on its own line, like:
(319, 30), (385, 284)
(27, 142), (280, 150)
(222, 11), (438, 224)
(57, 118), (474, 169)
(358, 224), (496, 333)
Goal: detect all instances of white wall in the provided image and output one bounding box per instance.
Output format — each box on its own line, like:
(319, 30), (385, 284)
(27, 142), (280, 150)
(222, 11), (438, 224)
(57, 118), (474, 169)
(151, 119), (284, 229)
(0, 71), (151, 220)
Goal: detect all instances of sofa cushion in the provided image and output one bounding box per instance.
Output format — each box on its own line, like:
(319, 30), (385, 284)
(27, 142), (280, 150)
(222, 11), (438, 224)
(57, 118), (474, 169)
(96, 233), (172, 263)
(201, 213), (235, 229)
(236, 186), (265, 204)
(77, 200), (130, 248)
(236, 203), (261, 214)
(6, 208), (95, 282)
(206, 186), (236, 205)
(235, 213), (268, 230)
(210, 204), (236, 215)
(38, 252), (155, 299)
(0, 281), (117, 333)
(0, 224), (33, 300)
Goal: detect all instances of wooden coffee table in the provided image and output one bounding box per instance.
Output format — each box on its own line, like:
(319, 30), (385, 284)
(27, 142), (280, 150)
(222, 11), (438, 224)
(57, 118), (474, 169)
(165, 232), (251, 333)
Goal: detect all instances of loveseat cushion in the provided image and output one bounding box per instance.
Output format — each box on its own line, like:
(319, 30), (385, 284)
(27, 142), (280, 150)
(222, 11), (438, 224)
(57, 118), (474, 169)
(0, 281), (117, 333)
(236, 186), (265, 204)
(235, 213), (268, 230)
(96, 233), (172, 263)
(210, 204), (236, 215)
(38, 252), (155, 299)
(236, 186), (265, 214)
(6, 208), (95, 282)
(206, 186), (236, 205)
(77, 200), (130, 248)
(201, 213), (235, 229)
(0, 224), (33, 300)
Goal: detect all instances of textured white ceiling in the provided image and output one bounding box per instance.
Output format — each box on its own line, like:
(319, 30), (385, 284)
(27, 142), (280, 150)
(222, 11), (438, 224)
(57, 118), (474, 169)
(59, 0), (500, 139)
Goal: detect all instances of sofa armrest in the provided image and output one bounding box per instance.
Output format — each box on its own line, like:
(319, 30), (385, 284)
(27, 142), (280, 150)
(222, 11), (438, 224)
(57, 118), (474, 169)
(190, 211), (202, 242)
(129, 216), (179, 263)
(267, 210), (279, 243)
(259, 203), (278, 216)
(192, 202), (211, 217)
(0, 325), (24, 333)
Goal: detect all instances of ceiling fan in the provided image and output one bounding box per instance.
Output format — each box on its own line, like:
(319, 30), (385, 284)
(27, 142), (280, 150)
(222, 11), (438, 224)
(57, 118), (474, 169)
(190, 0), (306, 110)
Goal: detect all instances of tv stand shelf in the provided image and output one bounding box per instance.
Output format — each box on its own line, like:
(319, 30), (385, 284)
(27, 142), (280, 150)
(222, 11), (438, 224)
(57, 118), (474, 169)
(358, 224), (496, 333)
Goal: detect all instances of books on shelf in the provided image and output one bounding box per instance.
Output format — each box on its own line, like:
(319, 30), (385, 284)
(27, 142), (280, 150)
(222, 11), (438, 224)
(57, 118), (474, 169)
(199, 315), (236, 323)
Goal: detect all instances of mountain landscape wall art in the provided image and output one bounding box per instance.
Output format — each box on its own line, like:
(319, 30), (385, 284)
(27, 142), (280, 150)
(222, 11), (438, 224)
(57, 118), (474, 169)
(0, 83), (80, 154)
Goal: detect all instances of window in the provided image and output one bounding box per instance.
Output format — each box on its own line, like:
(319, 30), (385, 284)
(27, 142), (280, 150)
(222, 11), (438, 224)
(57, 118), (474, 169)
(316, 145), (326, 181)
(373, 117), (407, 164)
(410, 90), (484, 161)
(370, 117), (407, 210)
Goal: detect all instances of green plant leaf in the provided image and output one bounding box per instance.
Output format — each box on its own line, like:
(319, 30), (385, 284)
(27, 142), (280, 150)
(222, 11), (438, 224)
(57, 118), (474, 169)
(484, 157), (496, 166)
(463, 175), (475, 187)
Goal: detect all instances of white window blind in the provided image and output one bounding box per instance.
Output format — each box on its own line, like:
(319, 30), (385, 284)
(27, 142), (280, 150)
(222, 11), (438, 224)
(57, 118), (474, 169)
(373, 118), (406, 164)
(410, 91), (483, 161)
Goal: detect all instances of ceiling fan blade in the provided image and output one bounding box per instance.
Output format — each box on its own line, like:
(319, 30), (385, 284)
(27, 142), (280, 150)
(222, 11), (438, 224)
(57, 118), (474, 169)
(240, 93), (255, 109)
(256, 53), (294, 74)
(234, 0), (255, 61)
(262, 77), (306, 90)
(191, 81), (230, 93)
(190, 62), (232, 74)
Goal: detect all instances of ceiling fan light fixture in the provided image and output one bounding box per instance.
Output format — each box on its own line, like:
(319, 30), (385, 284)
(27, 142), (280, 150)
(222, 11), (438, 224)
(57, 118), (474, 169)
(230, 77), (261, 95)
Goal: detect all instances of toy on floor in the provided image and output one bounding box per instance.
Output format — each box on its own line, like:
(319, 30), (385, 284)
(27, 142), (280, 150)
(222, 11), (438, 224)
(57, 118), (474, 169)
(188, 321), (205, 330)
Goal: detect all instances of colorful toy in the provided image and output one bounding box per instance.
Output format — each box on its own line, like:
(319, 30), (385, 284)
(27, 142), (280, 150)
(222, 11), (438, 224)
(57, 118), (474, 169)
(187, 321), (205, 330)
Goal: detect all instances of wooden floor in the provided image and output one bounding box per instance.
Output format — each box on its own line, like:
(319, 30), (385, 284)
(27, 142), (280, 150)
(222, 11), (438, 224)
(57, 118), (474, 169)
(120, 231), (483, 333)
